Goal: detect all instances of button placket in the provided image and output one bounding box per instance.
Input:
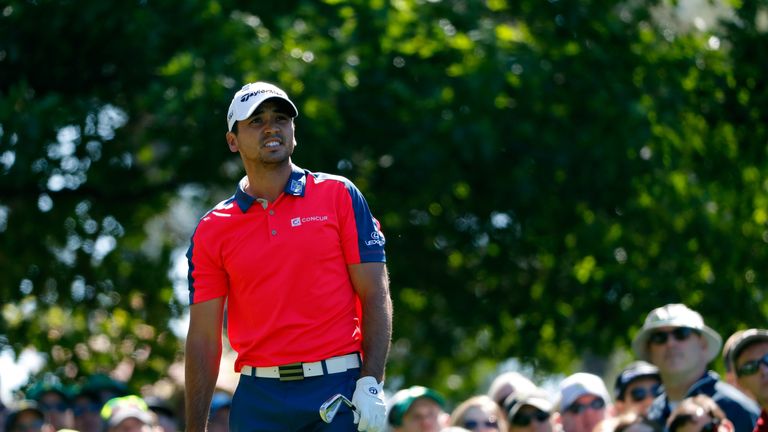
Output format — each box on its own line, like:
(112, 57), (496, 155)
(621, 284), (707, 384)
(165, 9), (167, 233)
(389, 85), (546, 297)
(267, 207), (277, 236)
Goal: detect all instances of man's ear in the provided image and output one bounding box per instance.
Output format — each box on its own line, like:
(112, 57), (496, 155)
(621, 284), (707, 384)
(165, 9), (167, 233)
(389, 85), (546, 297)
(226, 131), (238, 153)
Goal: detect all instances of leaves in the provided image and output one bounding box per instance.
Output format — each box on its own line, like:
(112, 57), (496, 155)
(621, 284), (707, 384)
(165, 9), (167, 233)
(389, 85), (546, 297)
(1, 0), (767, 403)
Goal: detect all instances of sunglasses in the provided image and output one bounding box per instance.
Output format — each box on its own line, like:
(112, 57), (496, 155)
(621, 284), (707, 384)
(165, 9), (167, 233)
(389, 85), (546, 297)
(648, 327), (700, 345)
(511, 410), (551, 426)
(565, 397), (605, 414)
(463, 419), (499, 430)
(628, 384), (662, 402)
(736, 353), (768, 377)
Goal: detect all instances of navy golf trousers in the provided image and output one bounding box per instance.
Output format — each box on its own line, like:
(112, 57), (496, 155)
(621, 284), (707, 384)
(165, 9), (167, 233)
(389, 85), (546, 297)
(230, 367), (359, 432)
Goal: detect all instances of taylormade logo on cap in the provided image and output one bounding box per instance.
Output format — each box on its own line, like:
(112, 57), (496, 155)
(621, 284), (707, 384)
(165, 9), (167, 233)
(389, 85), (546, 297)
(226, 82), (298, 131)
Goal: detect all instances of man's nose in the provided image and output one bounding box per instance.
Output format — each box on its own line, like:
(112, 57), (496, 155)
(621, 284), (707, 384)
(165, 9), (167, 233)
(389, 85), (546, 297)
(264, 121), (280, 134)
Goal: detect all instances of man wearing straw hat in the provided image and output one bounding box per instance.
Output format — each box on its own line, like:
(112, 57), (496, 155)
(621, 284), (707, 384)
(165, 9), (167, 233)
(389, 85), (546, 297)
(631, 303), (759, 431)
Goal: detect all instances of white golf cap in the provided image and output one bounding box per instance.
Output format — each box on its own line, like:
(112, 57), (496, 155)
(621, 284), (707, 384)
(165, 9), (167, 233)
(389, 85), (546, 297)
(226, 82), (298, 131)
(507, 387), (554, 419)
(556, 372), (611, 412)
(488, 371), (537, 406)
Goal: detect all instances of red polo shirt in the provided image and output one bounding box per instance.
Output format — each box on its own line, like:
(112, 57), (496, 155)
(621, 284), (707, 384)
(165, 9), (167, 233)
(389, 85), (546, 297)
(187, 165), (386, 370)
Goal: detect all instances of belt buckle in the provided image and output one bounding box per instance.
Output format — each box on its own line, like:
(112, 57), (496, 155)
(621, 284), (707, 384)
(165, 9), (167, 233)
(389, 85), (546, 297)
(278, 362), (304, 381)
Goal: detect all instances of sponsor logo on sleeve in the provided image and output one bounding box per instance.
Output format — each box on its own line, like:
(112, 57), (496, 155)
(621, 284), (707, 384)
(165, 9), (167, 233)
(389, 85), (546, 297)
(365, 231), (385, 246)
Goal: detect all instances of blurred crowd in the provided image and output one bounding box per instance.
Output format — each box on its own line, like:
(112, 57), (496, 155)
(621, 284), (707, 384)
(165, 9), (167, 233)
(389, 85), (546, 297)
(1, 302), (766, 432)
(0, 372), (230, 432)
(384, 303), (766, 432)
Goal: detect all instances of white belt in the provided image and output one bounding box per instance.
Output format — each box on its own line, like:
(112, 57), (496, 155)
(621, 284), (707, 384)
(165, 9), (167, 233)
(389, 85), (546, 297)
(240, 353), (361, 381)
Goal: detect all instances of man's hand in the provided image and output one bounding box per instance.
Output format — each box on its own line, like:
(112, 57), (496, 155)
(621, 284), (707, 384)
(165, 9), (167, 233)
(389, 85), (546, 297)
(351, 376), (386, 432)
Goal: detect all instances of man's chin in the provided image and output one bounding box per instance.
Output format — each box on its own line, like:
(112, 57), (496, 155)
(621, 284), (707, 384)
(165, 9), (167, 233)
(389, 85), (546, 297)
(259, 154), (291, 165)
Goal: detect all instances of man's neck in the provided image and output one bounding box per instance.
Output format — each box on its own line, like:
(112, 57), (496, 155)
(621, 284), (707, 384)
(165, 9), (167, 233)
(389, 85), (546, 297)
(243, 160), (293, 202)
(662, 369), (706, 401)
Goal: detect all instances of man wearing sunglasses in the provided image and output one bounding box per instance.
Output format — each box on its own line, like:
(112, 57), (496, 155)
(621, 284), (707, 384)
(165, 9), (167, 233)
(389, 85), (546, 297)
(506, 388), (554, 432)
(723, 330), (756, 401)
(730, 328), (768, 432)
(554, 373), (612, 432)
(631, 304), (759, 431)
(613, 361), (661, 416)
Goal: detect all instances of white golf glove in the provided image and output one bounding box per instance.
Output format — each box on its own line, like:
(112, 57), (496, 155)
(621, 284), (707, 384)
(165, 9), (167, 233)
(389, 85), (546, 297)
(351, 376), (386, 432)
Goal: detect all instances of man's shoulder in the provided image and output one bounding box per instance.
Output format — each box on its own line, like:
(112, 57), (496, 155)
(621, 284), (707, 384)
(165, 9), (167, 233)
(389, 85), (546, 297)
(307, 170), (354, 187)
(305, 171), (366, 198)
(711, 380), (761, 414)
(195, 196), (240, 227)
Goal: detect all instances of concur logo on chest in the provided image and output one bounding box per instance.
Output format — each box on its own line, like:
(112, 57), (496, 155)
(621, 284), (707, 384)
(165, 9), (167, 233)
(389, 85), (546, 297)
(291, 215), (329, 227)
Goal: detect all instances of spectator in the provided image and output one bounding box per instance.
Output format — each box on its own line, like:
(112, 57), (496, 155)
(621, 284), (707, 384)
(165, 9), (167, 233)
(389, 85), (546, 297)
(207, 391), (231, 432)
(71, 387), (104, 432)
(729, 328), (768, 432)
(613, 361), (661, 416)
(100, 396), (155, 432)
(4, 401), (52, 432)
(449, 395), (507, 432)
(505, 388), (553, 432)
(488, 373), (537, 410)
(667, 395), (734, 432)
(632, 304), (759, 431)
(724, 330), (757, 402)
(26, 377), (73, 431)
(387, 386), (448, 432)
(80, 375), (128, 406)
(71, 374), (129, 432)
(144, 396), (179, 432)
(554, 372), (612, 432)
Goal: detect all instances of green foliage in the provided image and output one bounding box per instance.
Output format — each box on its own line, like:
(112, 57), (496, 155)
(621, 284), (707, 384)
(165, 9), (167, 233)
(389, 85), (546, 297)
(2, 0), (767, 403)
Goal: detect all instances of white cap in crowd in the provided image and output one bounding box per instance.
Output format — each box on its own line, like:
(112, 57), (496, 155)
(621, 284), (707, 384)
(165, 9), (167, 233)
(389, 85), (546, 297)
(487, 371), (537, 407)
(557, 372), (611, 411)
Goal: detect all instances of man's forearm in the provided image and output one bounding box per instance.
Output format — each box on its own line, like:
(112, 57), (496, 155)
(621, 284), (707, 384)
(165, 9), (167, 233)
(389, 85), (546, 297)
(359, 281), (393, 381)
(184, 337), (222, 432)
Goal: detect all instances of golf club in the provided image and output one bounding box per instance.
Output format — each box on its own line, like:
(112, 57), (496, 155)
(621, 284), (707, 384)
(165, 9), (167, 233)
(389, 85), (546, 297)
(319, 393), (357, 423)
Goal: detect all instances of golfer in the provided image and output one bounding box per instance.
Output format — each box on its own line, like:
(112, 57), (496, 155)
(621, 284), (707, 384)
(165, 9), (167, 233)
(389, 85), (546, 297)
(184, 82), (392, 432)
